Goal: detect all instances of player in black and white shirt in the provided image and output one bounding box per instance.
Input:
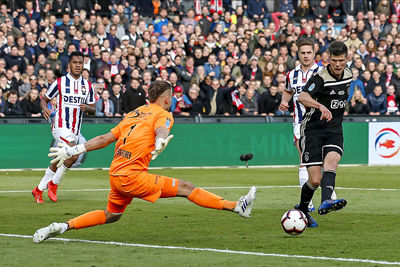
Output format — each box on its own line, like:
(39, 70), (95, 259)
(296, 41), (350, 225)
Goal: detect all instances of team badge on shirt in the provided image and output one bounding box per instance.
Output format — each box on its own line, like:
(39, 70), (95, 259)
(165, 118), (171, 128)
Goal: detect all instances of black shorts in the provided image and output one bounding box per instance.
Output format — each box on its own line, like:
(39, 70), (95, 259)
(299, 128), (344, 167)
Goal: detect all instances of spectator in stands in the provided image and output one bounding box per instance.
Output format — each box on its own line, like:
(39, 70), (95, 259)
(5, 45), (26, 73)
(366, 70), (386, 96)
(386, 84), (400, 115)
(171, 86), (192, 116)
(258, 86), (281, 116)
(187, 85), (205, 116)
(45, 49), (62, 77)
(368, 85), (387, 115)
(242, 56), (263, 84)
(348, 89), (370, 115)
(95, 89), (114, 117)
(314, 1), (329, 21)
(296, 0), (310, 19)
(204, 53), (221, 79)
(0, 88), (5, 117)
(241, 88), (258, 116)
(21, 88), (41, 117)
(349, 68), (366, 100)
(3, 90), (23, 117)
(122, 78), (146, 115)
(247, 0), (269, 26)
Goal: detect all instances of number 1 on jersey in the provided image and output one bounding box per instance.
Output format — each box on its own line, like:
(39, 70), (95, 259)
(123, 124), (136, 145)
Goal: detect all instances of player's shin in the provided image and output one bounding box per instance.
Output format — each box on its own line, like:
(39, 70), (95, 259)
(38, 167), (56, 191)
(52, 165), (69, 185)
(298, 181), (317, 214)
(187, 188), (225, 210)
(67, 210), (106, 229)
(320, 170), (336, 202)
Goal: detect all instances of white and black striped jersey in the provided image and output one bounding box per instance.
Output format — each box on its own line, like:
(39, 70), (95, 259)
(46, 73), (95, 135)
(301, 65), (352, 133)
(285, 63), (322, 124)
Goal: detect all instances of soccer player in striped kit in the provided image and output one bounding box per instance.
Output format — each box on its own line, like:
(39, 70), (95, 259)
(32, 51), (95, 203)
(279, 38), (336, 227)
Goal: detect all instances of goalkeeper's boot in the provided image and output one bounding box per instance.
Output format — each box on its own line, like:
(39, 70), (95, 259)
(318, 199), (347, 215)
(47, 181), (58, 202)
(32, 187), (44, 203)
(33, 222), (66, 243)
(305, 213), (318, 228)
(234, 186), (257, 218)
(294, 203), (315, 213)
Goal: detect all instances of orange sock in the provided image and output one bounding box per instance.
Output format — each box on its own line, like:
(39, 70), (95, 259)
(188, 188), (226, 210)
(222, 200), (237, 211)
(67, 210), (106, 230)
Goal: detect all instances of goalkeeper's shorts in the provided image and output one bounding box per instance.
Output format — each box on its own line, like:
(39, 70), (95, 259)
(107, 172), (179, 213)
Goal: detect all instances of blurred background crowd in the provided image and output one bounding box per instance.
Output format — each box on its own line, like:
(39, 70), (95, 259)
(0, 0), (399, 118)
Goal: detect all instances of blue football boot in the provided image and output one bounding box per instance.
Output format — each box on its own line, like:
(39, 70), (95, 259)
(294, 204), (318, 228)
(318, 199), (347, 215)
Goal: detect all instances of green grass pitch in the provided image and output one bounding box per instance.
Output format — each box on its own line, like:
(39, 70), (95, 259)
(0, 167), (399, 266)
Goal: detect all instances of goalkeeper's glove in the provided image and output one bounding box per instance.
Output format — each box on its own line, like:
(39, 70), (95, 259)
(48, 143), (87, 168)
(151, 135), (174, 160)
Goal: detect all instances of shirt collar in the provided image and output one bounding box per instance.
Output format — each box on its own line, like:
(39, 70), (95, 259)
(67, 73), (82, 81)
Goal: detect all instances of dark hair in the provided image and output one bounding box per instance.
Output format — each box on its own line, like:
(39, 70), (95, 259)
(9, 90), (18, 96)
(112, 82), (121, 87)
(296, 38), (314, 50)
(69, 51), (84, 61)
(148, 81), (172, 102)
(329, 41), (348, 57)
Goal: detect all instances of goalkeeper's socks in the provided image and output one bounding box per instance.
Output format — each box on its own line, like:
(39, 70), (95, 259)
(321, 170), (336, 202)
(298, 181), (317, 214)
(67, 210), (106, 229)
(52, 165), (69, 185)
(38, 168), (56, 191)
(188, 188), (225, 210)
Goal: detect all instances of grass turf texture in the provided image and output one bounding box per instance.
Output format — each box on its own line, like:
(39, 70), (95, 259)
(0, 167), (399, 266)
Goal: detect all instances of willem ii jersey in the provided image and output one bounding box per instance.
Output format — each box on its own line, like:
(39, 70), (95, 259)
(46, 73), (95, 135)
(285, 63), (322, 124)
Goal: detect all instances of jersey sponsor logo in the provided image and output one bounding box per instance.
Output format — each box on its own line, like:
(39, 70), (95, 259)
(294, 85), (304, 94)
(308, 83), (315, 91)
(338, 91), (345, 95)
(63, 95), (86, 105)
(330, 100), (347, 109)
(330, 90), (336, 95)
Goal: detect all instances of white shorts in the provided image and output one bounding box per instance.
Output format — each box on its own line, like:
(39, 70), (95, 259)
(52, 127), (79, 144)
(293, 122), (301, 143)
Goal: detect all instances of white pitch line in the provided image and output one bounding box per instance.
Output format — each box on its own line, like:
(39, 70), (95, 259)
(0, 186), (399, 194)
(0, 233), (398, 265)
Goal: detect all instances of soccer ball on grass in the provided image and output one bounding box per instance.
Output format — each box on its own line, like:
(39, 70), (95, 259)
(281, 209), (308, 235)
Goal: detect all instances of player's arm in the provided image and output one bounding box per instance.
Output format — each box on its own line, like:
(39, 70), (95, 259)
(40, 95), (52, 119)
(79, 103), (96, 115)
(298, 76), (332, 122)
(49, 132), (117, 167)
(279, 71), (294, 111)
(279, 90), (293, 111)
(151, 126), (174, 160)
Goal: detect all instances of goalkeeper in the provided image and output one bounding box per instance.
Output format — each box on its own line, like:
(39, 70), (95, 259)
(33, 80), (256, 243)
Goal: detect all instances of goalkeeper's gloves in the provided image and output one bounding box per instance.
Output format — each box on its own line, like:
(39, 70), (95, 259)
(48, 143), (87, 168)
(151, 135), (174, 160)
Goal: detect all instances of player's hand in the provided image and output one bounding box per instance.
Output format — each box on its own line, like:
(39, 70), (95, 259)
(42, 107), (52, 120)
(79, 104), (88, 111)
(279, 101), (289, 111)
(319, 105), (332, 122)
(48, 143), (86, 168)
(151, 135), (174, 160)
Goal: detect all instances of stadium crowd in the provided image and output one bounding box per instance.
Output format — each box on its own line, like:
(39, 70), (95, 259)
(0, 0), (400, 118)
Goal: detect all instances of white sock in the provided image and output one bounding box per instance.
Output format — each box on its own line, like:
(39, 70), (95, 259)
(299, 167), (314, 208)
(331, 190), (337, 200)
(38, 168), (56, 191)
(52, 165), (69, 185)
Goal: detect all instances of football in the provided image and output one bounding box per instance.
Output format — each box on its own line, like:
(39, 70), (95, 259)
(281, 209), (308, 235)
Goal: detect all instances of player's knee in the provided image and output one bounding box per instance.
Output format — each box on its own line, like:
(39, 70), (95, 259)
(309, 177), (321, 188)
(105, 211), (122, 224)
(179, 181), (195, 196)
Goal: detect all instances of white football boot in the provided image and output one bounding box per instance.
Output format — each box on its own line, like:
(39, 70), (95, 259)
(33, 222), (66, 243)
(234, 186), (257, 218)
